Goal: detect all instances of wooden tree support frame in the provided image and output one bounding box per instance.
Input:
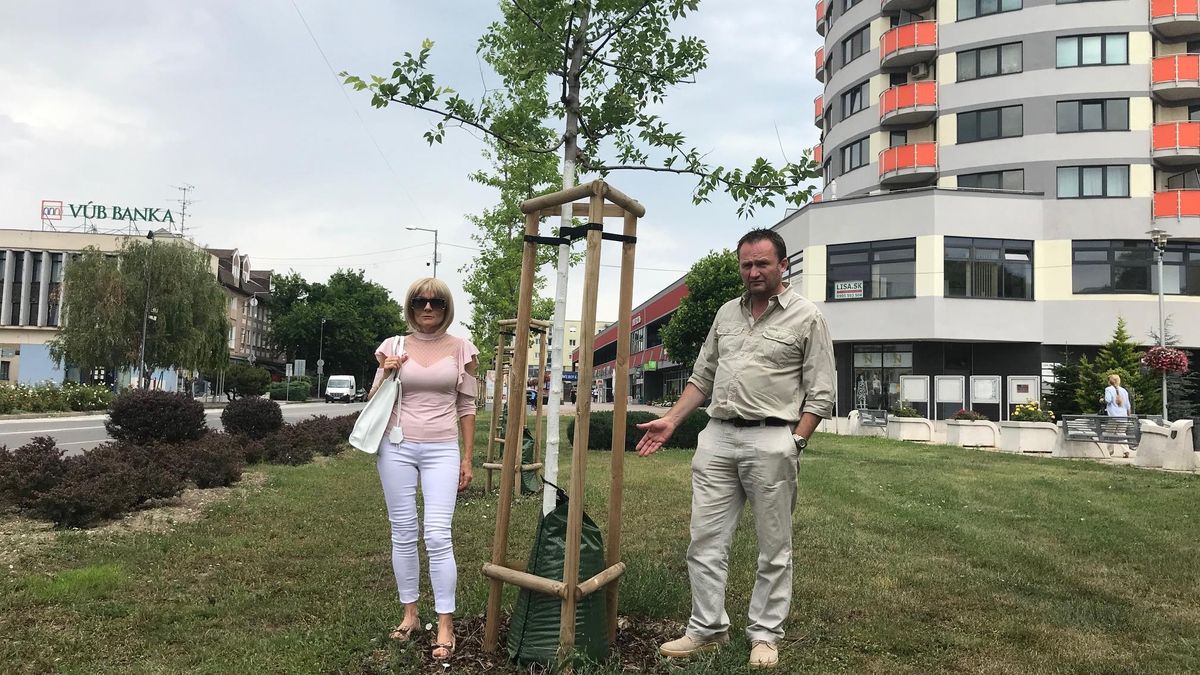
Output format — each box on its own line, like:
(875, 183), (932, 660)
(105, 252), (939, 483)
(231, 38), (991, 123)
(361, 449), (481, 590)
(482, 180), (643, 669)
(483, 318), (550, 493)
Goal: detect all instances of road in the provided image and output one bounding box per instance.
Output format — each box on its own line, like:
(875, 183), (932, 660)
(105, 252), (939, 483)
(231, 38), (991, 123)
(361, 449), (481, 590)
(0, 401), (366, 456)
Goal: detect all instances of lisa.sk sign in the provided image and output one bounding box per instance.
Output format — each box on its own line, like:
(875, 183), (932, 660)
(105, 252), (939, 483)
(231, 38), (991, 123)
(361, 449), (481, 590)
(834, 280), (864, 300)
(41, 200), (176, 224)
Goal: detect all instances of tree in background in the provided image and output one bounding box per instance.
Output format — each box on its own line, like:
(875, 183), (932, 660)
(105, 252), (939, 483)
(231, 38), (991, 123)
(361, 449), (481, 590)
(50, 239), (228, 386)
(1075, 318), (1160, 415)
(659, 250), (741, 370)
(223, 364), (271, 400)
(268, 269), (406, 389)
(1046, 348), (1082, 416)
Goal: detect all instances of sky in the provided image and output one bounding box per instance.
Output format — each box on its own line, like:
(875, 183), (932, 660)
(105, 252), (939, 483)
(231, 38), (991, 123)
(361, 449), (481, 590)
(0, 1), (822, 338)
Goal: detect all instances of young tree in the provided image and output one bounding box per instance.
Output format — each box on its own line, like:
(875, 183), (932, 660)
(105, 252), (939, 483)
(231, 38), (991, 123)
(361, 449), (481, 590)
(659, 250), (740, 369)
(1045, 348), (1082, 416)
(268, 269), (407, 386)
(50, 239), (229, 386)
(1074, 318), (1160, 415)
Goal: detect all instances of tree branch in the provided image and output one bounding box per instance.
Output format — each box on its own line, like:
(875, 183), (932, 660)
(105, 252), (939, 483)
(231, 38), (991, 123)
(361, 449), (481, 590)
(583, 0), (654, 72)
(585, 52), (695, 83)
(593, 163), (800, 192)
(386, 96), (565, 154)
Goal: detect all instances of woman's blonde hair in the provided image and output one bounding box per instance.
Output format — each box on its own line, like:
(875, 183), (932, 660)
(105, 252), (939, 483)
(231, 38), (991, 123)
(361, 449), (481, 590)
(1108, 373), (1121, 386)
(404, 277), (454, 334)
(1108, 373), (1124, 405)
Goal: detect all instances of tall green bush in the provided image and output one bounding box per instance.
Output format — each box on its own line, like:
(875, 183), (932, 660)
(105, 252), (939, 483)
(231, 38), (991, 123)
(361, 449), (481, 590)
(567, 410), (711, 451)
(1075, 318), (1159, 415)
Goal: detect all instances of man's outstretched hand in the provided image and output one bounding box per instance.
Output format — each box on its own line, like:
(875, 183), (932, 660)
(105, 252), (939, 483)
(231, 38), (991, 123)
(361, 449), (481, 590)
(635, 417), (679, 457)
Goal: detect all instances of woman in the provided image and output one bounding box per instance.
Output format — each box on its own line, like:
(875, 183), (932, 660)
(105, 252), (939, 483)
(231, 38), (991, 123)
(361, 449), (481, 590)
(369, 277), (478, 661)
(1104, 373), (1132, 417)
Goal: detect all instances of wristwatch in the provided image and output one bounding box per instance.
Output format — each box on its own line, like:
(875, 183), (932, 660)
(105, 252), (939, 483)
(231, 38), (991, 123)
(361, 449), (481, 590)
(792, 434), (808, 452)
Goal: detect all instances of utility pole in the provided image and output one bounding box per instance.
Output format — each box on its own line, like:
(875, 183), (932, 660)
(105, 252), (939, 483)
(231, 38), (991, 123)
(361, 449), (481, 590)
(1148, 227), (1171, 420)
(406, 226), (440, 277)
(138, 230), (156, 388)
(318, 317), (327, 398)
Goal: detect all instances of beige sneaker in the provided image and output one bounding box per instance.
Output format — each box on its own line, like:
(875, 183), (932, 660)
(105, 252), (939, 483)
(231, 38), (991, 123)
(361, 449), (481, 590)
(749, 640), (779, 669)
(659, 632), (729, 658)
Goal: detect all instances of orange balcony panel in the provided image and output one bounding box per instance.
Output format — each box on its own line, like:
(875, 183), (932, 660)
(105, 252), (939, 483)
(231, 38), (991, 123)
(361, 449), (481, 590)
(879, 143), (938, 187)
(1152, 122), (1200, 165)
(816, 0), (829, 36)
(814, 95), (824, 128)
(1154, 189), (1200, 221)
(882, 0), (936, 12)
(879, 21), (937, 69)
(813, 193), (824, 203)
(1151, 0), (1200, 38)
(816, 46), (826, 82)
(813, 144), (823, 165)
(879, 81), (937, 126)
(1152, 55), (1200, 101)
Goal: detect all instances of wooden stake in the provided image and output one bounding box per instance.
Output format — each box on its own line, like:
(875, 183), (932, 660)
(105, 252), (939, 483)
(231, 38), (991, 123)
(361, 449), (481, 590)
(482, 563), (567, 599)
(577, 562), (627, 600)
(534, 329), (548, 465)
(606, 210), (637, 641)
(557, 187), (606, 660)
(520, 182), (596, 214)
(538, 203), (624, 219)
(486, 330), (506, 494)
(483, 211), (541, 653)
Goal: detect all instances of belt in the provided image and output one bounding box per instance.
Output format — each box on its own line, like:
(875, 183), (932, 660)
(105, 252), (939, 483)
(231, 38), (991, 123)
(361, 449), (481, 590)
(717, 417), (791, 428)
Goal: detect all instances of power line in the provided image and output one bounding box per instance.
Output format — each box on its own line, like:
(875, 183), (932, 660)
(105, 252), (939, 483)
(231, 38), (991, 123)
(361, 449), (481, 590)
(253, 242), (431, 262)
(287, 0), (428, 222)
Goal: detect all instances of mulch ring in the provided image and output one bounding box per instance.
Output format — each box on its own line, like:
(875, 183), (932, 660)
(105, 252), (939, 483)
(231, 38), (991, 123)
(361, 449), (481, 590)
(357, 613), (686, 673)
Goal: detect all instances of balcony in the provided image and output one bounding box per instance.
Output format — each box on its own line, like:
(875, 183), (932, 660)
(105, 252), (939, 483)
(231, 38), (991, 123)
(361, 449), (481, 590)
(813, 144), (823, 165)
(1154, 189), (1200, 228)
(882, 0), (936, 11)
(1152, 122), (1200, 165)
(879, 143), (938, 187)
(816, 0), (829, 37)
(1152, 55), (1200, 102)
(816, 46), (826, 82)
(813, 193), (824, 203)
(879, 82), (937, 127)
(1151, 0), (1200, 39)
(880, 21), (937, 69)
(814, 94), (824, 128)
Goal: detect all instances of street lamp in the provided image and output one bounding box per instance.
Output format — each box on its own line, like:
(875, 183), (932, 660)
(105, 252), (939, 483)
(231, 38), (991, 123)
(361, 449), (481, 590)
(138, 229), (156, 388)
(406, 226), (440, 277)
(318, 317), (327, 398)
(1147, 227), (1171, 420)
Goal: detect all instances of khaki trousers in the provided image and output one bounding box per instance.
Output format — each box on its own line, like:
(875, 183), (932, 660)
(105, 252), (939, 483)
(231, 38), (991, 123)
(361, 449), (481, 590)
(686, 419), (800, 643)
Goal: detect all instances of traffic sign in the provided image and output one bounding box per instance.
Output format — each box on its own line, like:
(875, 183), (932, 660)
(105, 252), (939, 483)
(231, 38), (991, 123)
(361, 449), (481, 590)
(286, 363), (294, 377)
(294, 359), (306, 377)
(317, 359), (325, 367)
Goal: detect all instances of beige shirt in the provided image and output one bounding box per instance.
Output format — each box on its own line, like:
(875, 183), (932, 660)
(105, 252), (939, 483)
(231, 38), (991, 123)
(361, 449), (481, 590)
(687, 283), (836, 422)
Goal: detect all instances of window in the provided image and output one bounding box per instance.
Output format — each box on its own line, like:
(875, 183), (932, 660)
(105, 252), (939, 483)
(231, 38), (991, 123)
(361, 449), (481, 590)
(1057, 165), (1129, 198)
(1056, 99), (1128, 132)
(958, 0), (1021, 21)
(958, 169), (1024, 191)
(1056, 34), (1127, 67)
(841, 80), (869, 120)
(958, 105), (1022, 143)
(9, 254), (23, 326)
(48, 252), (63, 326)
(827, 238), (916, 301)
(841, 137), (870, 174)
(958, 43), (1022, 81)
(1072, 240), (1200, 295)
(0, 361), (8, 381)
(28, 252), (42, 324)
(852, 344), (913, 411)
(845, 0), (862, 8)
(1167, 169), (1200, 190)
(569, 339), (576, 347)
(843, 26), (870, 65)
(945, 237), (1033, 300)
(784, 250), (804, 281)
(889, 130), (908, 147)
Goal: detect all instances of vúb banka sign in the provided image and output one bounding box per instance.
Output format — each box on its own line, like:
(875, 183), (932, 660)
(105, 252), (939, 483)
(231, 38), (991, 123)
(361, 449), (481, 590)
(41, 200), (175, 224)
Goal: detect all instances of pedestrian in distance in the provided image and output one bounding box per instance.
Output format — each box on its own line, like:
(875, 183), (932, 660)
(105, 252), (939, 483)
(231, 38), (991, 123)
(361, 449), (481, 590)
(368, 277), (479, 662)
(634, 228), (836, 670)
(1105, 373), (1132, 417)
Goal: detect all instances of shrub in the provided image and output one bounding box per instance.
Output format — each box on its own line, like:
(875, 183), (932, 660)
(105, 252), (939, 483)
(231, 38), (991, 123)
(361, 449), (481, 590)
(332, 412), (359, 438)
(0, 437), (67, 509)
(951, 409), (988, 421)
(86, 443), (187, 504)
(1012, 402), (1055, 423)
(268, 380), (311, 401)
(240, 437), (269, 465)
(224, 364), (271, 398)
(221, 397), (283, 439)
(567, 410), (709, 451)
(175, 433), (244, 488)
(291, 415), (347, 456)
(261, 426), (315, 466)
(27, 452), (143, 528)
(107, 389), (207, 445)
(890, 403), (922, 418)
(63, 382), (114, 411)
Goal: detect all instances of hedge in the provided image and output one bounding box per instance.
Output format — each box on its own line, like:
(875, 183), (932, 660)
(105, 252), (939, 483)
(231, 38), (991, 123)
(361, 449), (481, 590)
(566, 409), (711, 451)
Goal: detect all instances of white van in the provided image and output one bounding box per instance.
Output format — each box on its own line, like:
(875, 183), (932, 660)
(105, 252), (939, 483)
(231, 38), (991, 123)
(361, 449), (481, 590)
(325, 375), (357, 403)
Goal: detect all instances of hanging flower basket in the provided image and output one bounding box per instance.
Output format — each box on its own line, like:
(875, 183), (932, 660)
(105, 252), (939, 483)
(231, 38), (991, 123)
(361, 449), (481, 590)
(1141, 346), (1190, 374)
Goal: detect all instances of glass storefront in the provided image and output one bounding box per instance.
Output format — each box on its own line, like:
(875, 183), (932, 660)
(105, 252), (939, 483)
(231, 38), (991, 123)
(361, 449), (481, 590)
(852, 344), (913, 410)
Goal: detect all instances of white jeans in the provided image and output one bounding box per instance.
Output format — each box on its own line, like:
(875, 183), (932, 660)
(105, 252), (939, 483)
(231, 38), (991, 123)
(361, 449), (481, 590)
(377, 438), (460, 614)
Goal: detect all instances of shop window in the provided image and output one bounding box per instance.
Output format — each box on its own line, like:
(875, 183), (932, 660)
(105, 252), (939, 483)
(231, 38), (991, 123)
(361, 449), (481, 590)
(827, 239), (916, 301)
(852, 344), (913, 411)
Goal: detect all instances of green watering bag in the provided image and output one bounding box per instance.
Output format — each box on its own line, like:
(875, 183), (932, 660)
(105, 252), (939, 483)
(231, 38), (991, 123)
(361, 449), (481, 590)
(507, 492), (609, 666)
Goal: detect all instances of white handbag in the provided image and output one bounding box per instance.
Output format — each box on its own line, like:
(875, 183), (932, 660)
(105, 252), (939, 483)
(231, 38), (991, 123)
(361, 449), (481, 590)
(348, 335), (404, 454)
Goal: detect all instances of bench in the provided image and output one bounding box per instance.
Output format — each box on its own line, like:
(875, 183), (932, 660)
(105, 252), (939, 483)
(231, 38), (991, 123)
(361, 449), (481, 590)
(1061, 415), (1142, 445)
(857, 408), (888, 428)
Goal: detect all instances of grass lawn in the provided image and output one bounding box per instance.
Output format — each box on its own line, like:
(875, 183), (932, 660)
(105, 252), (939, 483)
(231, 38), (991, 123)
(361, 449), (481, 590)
(2, 414), (1198, 673)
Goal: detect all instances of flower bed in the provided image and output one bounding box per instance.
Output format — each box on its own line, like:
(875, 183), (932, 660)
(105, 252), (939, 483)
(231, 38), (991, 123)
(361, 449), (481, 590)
(0, 382), (113, 415)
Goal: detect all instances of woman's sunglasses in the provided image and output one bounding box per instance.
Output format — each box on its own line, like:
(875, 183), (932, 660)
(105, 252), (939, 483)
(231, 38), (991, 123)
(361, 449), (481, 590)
(410, 296), (447, 311)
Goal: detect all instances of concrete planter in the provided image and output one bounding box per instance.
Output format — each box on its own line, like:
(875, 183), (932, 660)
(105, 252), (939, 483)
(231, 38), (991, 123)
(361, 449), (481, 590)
(887, 416), (934, 442)
(848, 410), (887, 438)
(946, 419), (999, 448)
(998, 421), (1058, 454)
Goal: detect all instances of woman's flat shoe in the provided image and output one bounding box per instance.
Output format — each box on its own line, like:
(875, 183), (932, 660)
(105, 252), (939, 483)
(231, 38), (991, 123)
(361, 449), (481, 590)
(432, 636), (456, 660)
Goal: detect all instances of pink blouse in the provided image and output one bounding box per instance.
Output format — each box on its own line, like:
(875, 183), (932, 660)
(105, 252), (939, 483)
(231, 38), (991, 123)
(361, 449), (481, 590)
(372, 332), (479, 443)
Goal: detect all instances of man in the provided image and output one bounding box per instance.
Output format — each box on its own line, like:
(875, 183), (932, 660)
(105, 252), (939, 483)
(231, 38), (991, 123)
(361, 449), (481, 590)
(635, 228), (835, 670)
